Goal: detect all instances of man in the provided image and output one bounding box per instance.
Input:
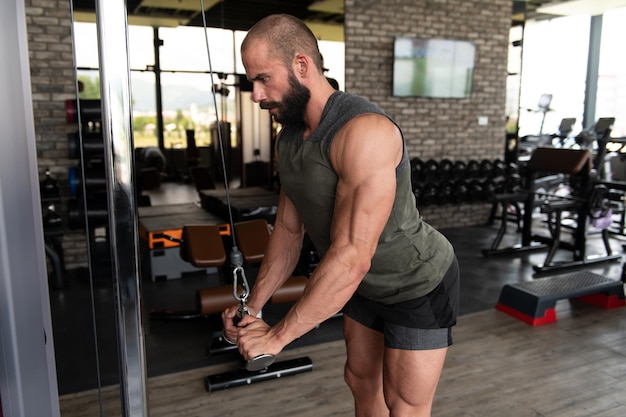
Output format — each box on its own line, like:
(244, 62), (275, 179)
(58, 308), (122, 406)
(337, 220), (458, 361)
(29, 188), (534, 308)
(223, 14), (459, 417)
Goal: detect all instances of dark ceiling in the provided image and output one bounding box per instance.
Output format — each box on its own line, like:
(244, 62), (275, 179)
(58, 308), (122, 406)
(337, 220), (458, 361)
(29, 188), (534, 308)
(186, 0), (344, 31)
(71, 1), (582, 41)
(72, 0), (344, 36)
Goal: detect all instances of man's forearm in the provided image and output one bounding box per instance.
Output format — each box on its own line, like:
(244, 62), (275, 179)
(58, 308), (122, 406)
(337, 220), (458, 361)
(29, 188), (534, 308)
(267, 244), (368, 348)
(247, 225), (304, 312)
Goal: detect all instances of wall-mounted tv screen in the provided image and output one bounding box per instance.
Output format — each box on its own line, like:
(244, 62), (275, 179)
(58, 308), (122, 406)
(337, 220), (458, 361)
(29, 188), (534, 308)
(393, 37), (476, 98)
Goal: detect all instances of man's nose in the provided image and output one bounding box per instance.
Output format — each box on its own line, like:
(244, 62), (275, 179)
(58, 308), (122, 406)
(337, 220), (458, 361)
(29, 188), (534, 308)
(251, 84), (265, 103)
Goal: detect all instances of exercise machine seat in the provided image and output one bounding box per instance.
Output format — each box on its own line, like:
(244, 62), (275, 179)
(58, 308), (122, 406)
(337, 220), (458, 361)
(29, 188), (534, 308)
(271, 276), (309, 304)
(234, 219), (271, 263)
(196, 286), (236, 315)
(527, 147), (592, 176)
(180, 224), (226, 268)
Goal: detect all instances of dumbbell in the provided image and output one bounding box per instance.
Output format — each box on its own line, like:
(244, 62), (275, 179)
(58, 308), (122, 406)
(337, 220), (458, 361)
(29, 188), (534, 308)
(420, 182), (438, 206)
(465, 179), (483, 203)
(412, 184), (423, 206)
(492, 159), (506, 177)
(479, 159), (493, 178)
(494, 177), (507, 194)
(481, 179), (496, 201)
(68, 131), (104, 159)
(505, 173), (523, 193)
(452, 160), (466, 180)
(423, 159), (439, 182)
(438, 159), (454, 181)
(410, 158), (424, 185)
(66, 198), (108, 229)
(465, 160), (480, 178)
(68, 166), (107, 197)
(506, 162), (519, 176)
(437, 180), (454, 205)
(451, 180), (468, 204)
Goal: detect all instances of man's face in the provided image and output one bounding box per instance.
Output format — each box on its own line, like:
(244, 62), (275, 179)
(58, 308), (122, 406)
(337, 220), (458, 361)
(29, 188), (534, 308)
(243, 41), (311, 125)
(261, 70), (311, 125)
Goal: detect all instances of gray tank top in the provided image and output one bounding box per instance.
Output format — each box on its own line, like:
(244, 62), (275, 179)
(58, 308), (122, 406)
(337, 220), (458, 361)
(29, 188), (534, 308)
(278, 91), (454, 304)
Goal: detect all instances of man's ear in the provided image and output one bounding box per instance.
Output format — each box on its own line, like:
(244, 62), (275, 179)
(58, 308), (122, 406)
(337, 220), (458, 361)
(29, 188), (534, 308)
(293, 53), (309, 77)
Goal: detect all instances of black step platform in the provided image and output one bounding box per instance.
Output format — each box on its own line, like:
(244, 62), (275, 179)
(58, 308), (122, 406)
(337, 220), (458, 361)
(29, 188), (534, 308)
(205, 356), (314, 392)
(496, 271), (625, 326)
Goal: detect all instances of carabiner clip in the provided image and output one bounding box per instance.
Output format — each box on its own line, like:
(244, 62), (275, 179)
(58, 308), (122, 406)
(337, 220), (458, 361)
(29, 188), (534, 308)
(232, 265), (250, 302)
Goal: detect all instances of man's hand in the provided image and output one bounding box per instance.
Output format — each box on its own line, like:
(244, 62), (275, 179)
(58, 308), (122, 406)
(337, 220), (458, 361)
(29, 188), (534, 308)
(221, 304), (241, 344)
(236, 315), (282, 361)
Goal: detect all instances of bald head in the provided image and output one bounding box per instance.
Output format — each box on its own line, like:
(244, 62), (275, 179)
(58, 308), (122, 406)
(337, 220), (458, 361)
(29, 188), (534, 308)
(241, 14), (324, 74)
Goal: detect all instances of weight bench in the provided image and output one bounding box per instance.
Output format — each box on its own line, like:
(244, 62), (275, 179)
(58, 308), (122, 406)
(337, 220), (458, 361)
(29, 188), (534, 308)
(496, 270), (625, 326)
(484, 147), (621, 273)
(530, 149), (620, 273)
(483, 191), (530, 255)
(481, 147), (582, 257)
(535, 187), (620, 273)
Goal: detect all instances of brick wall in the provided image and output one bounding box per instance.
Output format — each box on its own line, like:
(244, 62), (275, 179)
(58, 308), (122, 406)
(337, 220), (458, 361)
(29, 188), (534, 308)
(25, 0), (86, 269)
(344, 0), (512, 228)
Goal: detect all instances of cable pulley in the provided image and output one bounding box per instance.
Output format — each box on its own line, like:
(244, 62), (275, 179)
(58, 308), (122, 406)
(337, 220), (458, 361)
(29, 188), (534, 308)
(199, 0), (275, 372)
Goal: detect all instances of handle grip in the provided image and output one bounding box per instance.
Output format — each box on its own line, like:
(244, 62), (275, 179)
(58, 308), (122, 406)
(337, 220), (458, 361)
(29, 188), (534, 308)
(246, 354), (275, 371)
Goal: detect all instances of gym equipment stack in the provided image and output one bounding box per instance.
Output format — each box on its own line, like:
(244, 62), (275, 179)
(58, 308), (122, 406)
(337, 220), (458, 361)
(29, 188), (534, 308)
(410, 157), (522, 207)
(65, 99), (112, 279)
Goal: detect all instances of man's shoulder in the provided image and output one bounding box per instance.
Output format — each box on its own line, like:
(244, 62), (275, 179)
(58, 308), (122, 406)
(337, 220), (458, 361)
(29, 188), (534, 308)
(332, 91), (379, 109)
(325, 92), (386, 123)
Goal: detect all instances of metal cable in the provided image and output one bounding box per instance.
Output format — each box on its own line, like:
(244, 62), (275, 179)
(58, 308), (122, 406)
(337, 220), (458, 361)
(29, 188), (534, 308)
(199, 0), (241, 262)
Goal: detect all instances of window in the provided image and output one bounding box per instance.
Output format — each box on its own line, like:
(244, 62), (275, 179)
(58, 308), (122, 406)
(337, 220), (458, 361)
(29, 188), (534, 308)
(597, 7), (626, 137)
(130, 71), (157, 148)
(519, 15), (590, 138)
(160, 26), (235, 73)
(72, 21), (346, 150)
(505, 24), (523, 134)
(160, 71), (236, 149)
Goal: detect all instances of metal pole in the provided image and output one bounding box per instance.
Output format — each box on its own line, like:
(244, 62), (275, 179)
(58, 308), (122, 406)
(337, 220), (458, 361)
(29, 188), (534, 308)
(583, 15), (603, 129)
(94, 1), (149, 416)
(153, 26), (165, 150)
(1, 0), (61, 415)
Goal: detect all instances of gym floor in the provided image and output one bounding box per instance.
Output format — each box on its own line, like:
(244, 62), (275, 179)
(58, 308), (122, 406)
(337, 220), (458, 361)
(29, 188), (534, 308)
(49, 182), (626, 395)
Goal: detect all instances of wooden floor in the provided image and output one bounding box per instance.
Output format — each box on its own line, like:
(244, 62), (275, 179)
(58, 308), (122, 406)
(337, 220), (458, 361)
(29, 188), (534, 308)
(59, 299), (626, 417)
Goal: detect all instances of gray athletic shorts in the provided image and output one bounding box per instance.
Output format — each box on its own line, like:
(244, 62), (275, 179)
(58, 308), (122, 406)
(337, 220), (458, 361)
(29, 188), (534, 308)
(343, 256), (459, 350)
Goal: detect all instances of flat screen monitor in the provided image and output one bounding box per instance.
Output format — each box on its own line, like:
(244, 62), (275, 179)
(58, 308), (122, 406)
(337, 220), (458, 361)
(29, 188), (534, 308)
(594, 117), (615, 136)
(537, 93), (553, 110)
(558, 117), (576, 134)
(392, 37), (476, 98)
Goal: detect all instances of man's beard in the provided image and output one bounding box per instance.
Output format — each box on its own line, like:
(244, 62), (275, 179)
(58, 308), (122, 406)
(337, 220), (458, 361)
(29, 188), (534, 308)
(262, 72), (311, 125)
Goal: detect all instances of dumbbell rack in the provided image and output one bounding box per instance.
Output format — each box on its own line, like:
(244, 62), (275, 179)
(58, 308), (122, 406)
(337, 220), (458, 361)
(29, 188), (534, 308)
(40, 168), (66, 289)
(65, 99), (112, 280)
(410, 158), (522, 207)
